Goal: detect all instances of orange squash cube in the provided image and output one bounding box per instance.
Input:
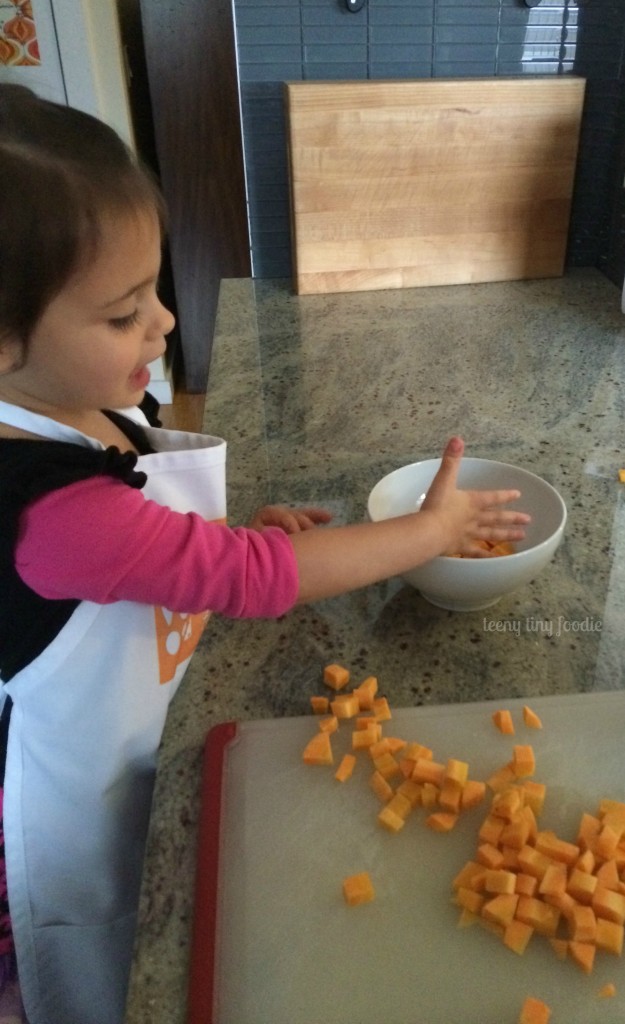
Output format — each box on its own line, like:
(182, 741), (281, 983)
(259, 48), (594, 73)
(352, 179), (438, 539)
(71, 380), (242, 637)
(396, 779), (422, 809)
(599, 798), (625, 817)
(522, 705), (543, 729)
(593, 823), (620, 860)
(445, 758), (469, 789)
(497, 843), (518, 868)
(595, 918), (624, 955)
(372, 696), (392, 721)
(516, 896), (560, 937)
(500, 814), (531, 852)
(378, 805), (405, 833)
(455, 887), (485, 914)
(535, 830), (580, 866)
(567, 867), (597, 904)
(538, 863), (567, 898)
(310, 695), (329, 714)
(452, 860), (483, 891)
(351, 727), (378, 750)
(518, 995), (551, 1024)
(457, 908), (479, 928)
(504, 919), (534, 955)
(500, 847), (520, 871)
(318, 715), (339, 734)
(569, 904), (597, 943)
(334, 753), (356, 783)
(385, 792), (411, 821)
(478, 815), (505, 846)
(596, 858), (620, 891)
(484, 869), (517, 895)
(342, 871), (375, 906)
(425, 811), (458, 833)
(323, 663), (350, 690)
(512, 744), (536, 779)
(372, 751), (400, 781)
(438, 780), (461, 814)
(577, 812), (601, 850)
(575, 848), (596, 874)
(491, 787), (523, 821)
(411, 758), (445, 786)
(492, 709), (515, 735)
(352, 675), (378, 709)
(302, 730), (333, 766)
(597, 982), (617, 998)
(421, 782), (440, 808)
(487, 763), (517, 792)
(482, 893), (519, 928)
(517, 845), (554, 881)
(461, 779), (486, 810)
(515, 873), (538, 897)
(330, 693), (360, 719)
(368, 737), (391, 759)
(568, 940), (595, 974)
(592, 886), (625, 925)
(386, 737), (407, 755)
(520, 780), (546, 816)
(477, 843), (504, 869)
(369, 770), (394, 803)
(404, 742), (433, 761)
(543, 890), (576, 921)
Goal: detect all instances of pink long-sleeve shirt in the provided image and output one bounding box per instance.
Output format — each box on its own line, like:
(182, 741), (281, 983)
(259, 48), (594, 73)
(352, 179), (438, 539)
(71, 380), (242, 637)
(15, 475), (300, 618)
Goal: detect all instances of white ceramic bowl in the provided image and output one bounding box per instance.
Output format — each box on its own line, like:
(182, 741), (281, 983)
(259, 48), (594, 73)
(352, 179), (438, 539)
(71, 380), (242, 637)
(367, 457), (567, 612)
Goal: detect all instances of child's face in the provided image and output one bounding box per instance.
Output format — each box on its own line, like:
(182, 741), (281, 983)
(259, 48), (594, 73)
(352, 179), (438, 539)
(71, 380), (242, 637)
(0, 207), (175, 416)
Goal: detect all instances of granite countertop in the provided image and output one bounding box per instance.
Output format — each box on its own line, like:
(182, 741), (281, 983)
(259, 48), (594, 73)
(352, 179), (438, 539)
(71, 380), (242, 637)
(126, 268), (625, 1023)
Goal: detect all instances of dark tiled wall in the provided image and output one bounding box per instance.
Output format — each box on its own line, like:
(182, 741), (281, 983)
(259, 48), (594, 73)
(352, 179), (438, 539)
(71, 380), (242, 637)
(235, 0), (625, 287)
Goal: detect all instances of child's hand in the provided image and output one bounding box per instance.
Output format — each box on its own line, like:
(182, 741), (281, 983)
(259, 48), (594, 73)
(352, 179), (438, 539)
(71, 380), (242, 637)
(421, 436), (531, 556)
(249, 505), (333, 534)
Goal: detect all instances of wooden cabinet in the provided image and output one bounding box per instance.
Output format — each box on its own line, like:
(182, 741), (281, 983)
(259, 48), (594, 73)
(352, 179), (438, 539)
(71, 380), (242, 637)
(133, 0), (251, 392)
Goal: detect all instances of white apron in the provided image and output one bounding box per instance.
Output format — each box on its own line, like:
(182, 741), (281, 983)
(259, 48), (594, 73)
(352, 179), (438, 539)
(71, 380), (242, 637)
(0, 401), (226, 1024)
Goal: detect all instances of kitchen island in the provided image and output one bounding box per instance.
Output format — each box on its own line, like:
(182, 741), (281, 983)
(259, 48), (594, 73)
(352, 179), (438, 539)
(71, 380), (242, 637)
(126, 269), (625, 1023)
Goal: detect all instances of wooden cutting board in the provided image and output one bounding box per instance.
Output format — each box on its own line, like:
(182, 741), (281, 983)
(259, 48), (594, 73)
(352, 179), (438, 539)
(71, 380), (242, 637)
(285, 78), (586, 295)
(189, 691), (625, 1024)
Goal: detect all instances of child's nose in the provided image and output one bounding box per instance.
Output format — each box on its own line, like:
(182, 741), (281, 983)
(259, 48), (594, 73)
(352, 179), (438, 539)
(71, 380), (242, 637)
(151, 299), (175, 338)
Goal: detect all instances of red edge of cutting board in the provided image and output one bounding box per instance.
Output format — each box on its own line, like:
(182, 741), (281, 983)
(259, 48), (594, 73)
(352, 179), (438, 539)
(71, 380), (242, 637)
(187, 720), (238, 1024)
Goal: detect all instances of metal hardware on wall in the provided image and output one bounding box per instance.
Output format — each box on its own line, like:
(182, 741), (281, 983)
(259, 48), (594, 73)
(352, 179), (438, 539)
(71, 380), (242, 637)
(345, 0), (365, 11)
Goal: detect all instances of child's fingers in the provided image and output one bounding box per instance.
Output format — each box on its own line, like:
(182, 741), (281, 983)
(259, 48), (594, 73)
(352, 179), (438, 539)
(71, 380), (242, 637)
(422, 436), (464, 507)
(252, 505), (333, 534)
(474, 502), (531, 527)
(472, 487), (526, 511)
(288, 507), (333, 532)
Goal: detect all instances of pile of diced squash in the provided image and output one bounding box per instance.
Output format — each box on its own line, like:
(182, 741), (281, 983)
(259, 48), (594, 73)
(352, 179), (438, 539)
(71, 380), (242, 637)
(302, 662), (625, 1023)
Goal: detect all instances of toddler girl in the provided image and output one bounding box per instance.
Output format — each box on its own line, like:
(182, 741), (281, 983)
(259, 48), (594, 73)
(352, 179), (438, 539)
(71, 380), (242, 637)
(0, 85), (528, 1024)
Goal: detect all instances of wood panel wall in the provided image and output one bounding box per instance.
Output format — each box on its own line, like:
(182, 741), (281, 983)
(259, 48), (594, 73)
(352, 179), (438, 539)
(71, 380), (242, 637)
(136, 0), (251, 392)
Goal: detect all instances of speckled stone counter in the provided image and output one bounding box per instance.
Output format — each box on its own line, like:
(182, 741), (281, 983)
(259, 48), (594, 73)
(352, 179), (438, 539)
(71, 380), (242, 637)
(126, 269), (625, 1023)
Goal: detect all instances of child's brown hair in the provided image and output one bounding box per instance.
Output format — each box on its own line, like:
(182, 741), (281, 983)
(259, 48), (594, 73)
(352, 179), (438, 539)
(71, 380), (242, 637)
(0, 84), (165, 350)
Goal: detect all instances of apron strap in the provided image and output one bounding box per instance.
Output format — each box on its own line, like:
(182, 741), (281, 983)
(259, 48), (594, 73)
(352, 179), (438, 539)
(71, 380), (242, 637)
(0, 401), (101, 448)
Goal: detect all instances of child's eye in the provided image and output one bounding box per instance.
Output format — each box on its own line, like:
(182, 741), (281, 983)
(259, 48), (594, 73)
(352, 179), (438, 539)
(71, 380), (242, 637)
(109, 310), (140, 332)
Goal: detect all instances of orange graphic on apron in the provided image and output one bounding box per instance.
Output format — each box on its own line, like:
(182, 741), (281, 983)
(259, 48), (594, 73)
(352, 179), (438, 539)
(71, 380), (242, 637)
(154, 607), (210, 685)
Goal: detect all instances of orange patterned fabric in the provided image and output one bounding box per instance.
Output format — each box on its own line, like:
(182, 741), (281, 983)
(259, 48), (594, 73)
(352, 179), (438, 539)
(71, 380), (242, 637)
(0, 1), (39, 66)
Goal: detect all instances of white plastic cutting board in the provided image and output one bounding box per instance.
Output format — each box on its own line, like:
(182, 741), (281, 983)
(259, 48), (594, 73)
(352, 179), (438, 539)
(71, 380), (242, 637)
(201, 692), (625, 1024)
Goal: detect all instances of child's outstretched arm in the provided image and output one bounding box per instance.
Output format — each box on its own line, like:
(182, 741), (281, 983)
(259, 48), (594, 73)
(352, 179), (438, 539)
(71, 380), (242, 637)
(284, 436), (530, 605)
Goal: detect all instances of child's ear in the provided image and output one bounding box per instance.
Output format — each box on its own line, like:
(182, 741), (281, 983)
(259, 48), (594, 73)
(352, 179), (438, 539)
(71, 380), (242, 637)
(0, 335), (25, 374)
